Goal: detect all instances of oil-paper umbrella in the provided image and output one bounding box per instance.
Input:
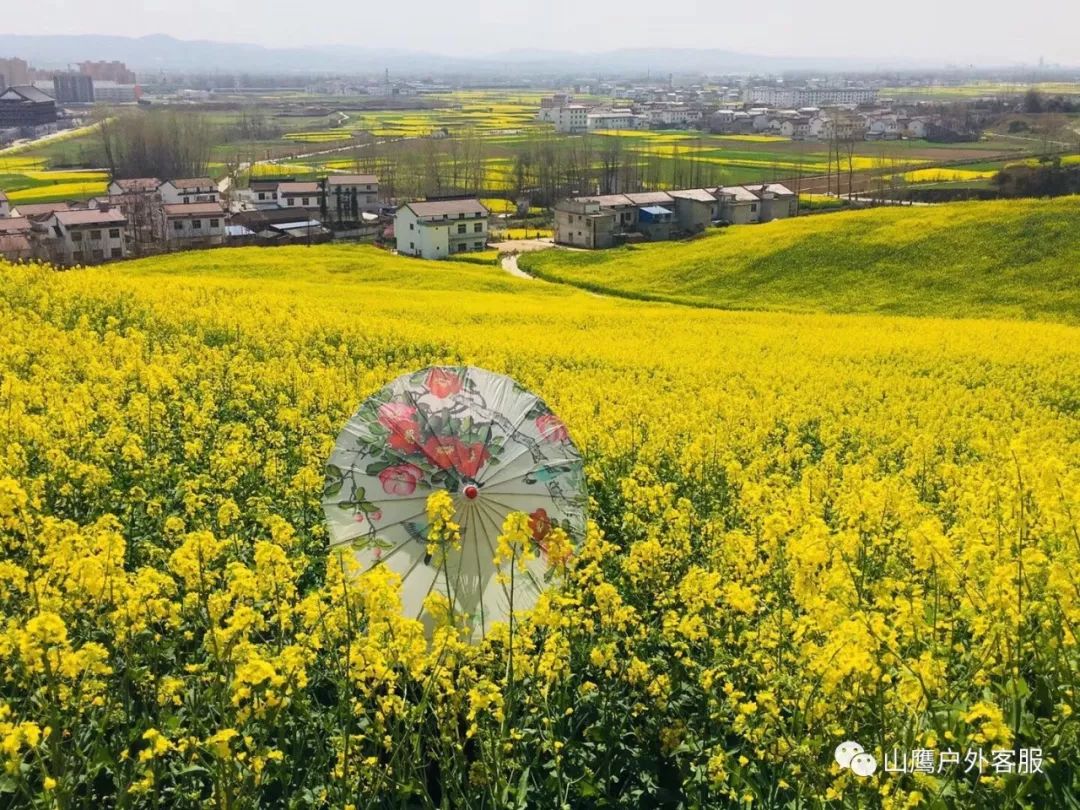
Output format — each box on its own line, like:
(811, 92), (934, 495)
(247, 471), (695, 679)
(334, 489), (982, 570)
(323, 366), (587, 637)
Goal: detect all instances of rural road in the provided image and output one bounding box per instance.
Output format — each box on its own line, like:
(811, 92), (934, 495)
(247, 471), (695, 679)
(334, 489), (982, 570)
(500, 253), (534, 279)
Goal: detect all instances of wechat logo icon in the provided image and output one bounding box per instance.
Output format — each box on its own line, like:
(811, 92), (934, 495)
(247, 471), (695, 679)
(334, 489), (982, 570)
(835, 741), (878, 777)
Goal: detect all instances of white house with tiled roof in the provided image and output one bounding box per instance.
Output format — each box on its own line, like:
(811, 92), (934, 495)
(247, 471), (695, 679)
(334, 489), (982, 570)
(161, 201), (226, 248)
(160, 178), (220, 206)
(0, 190), (9, 218)
(45, 207), (128, 265)
(394, 199), (489, 259)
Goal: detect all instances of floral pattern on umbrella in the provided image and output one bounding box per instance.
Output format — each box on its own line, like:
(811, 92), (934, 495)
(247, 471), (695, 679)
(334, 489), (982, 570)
(323, 366), (587, 636)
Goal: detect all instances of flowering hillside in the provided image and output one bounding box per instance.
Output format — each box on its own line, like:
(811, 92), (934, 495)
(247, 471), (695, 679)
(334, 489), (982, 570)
(521, 197), (1080, 322)
(0, 245), (1078, 808)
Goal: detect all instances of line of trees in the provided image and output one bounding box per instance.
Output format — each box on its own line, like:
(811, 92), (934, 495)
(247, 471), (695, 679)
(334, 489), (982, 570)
(97, 110), (215, 180)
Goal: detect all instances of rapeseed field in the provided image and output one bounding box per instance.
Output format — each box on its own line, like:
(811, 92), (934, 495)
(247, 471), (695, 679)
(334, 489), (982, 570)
(0, 241), (1077, 808)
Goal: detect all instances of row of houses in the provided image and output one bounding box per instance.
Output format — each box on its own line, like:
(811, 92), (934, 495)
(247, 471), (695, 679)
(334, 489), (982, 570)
(711, 106), (934, 141)
(553, 184), (796, 248)
(537, 95), (704, 133)
(0, 176), (229, 264)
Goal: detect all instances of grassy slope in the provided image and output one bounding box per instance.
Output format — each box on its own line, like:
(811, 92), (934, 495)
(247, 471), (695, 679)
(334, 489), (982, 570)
(519, 197), (1080, 323)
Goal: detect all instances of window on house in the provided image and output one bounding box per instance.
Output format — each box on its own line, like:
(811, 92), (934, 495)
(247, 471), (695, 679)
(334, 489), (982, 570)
(409, 223), (414, 230)
(73, 251), (84, 262)
(184, 197), (190, 204)
(92, 249), (104, 261)
(473, 222), (483, 233)
(210, 219), (220, 228)
(258, 192), (266, 200)
(90, 230), (102, 240)
(72, 231), (82, 241)
(174, 221), (183, 230)
(193, 220), (202, 229)
(109, 228), (120, 238)
(111, 248), (122, 258)
(457, 224), (466, 234)
(458, 213), (465, 219)
(302, 198), (309, 206)
(473, 242), (483, 250)
(409, 242), (414, 249)
(288, 199), (296, 206)
(751, 204), (758, 212)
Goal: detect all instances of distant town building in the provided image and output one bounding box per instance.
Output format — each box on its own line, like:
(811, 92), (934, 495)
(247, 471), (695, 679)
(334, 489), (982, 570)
(747, 86), (878, 107)
(53, 72), (95, 104)
(586, 109), (645, 131)
(0, 57), (31, 89)
(395, 199), (489, 259)
(79, 60), (136, 84)
(0, 85), (58, 132)
(92, 82), (139, 103)
(537, 96), (588, 133)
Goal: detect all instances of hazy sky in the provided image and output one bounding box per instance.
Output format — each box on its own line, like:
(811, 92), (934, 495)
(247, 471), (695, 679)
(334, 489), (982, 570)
(5, 0), (1078, 65)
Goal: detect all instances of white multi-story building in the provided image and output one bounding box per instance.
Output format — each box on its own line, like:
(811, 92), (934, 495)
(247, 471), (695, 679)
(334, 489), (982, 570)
(0, 190), (9, 218)
(395, 199), (489, 259)
(326, 174), (379, 221)
(161, 202), (226, 248)
(160, 178), (220, 205)
(45, 208), (128, 265)
(586, 109), (645, 131)
(747, 87), (878, 107)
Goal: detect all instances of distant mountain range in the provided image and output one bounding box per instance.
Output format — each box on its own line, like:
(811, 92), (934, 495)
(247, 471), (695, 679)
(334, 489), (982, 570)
(0, 33), (948, 77)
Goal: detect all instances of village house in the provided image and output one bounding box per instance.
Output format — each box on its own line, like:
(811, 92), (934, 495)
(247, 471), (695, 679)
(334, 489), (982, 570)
(0, 215), (32, 262)
(277, 181), (324, 212)
(44, 207), (128, 265)
(107, 178), (163, 248)
(160, 201), (226, 249)
(0, 190), (9, 218)
(159, 178), (220, 205)
(715, 186), (762, 224)
(552, 200), (618, 249)
(394, 199), (489, 259)
(667, 188), (720, 233)
(249, 180), (282, 209)
(325, 174), (380, 221)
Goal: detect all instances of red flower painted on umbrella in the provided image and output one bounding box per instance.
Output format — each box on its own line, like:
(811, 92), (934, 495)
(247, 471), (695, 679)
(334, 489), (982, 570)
(536, 413), (569, 442)
(378, 463), (423, 496)
(423, 436), (459, 470)
(427, 368), (463, 399)
(378, 401), (417, 431)
(378, 401), (422, 452)
(529, 508), (553, 543)
(453, 441), (491, 479)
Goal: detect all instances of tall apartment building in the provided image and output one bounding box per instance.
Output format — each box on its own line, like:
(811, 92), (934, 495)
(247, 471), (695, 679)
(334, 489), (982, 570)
(0, 57), (31, 89)
(79, 60), (136, 84)
(53, 73), (95, 103)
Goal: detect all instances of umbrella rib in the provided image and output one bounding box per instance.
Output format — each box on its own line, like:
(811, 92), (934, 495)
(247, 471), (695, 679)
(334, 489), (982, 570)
(474, 497), (545, 610)
(472, 498), (515, 610)
(479, 455), (584, 491)
(477, 497), (549, 597)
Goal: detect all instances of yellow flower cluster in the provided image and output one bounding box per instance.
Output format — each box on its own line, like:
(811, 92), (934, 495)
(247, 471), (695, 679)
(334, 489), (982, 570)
(0, 247), (1076, 808)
